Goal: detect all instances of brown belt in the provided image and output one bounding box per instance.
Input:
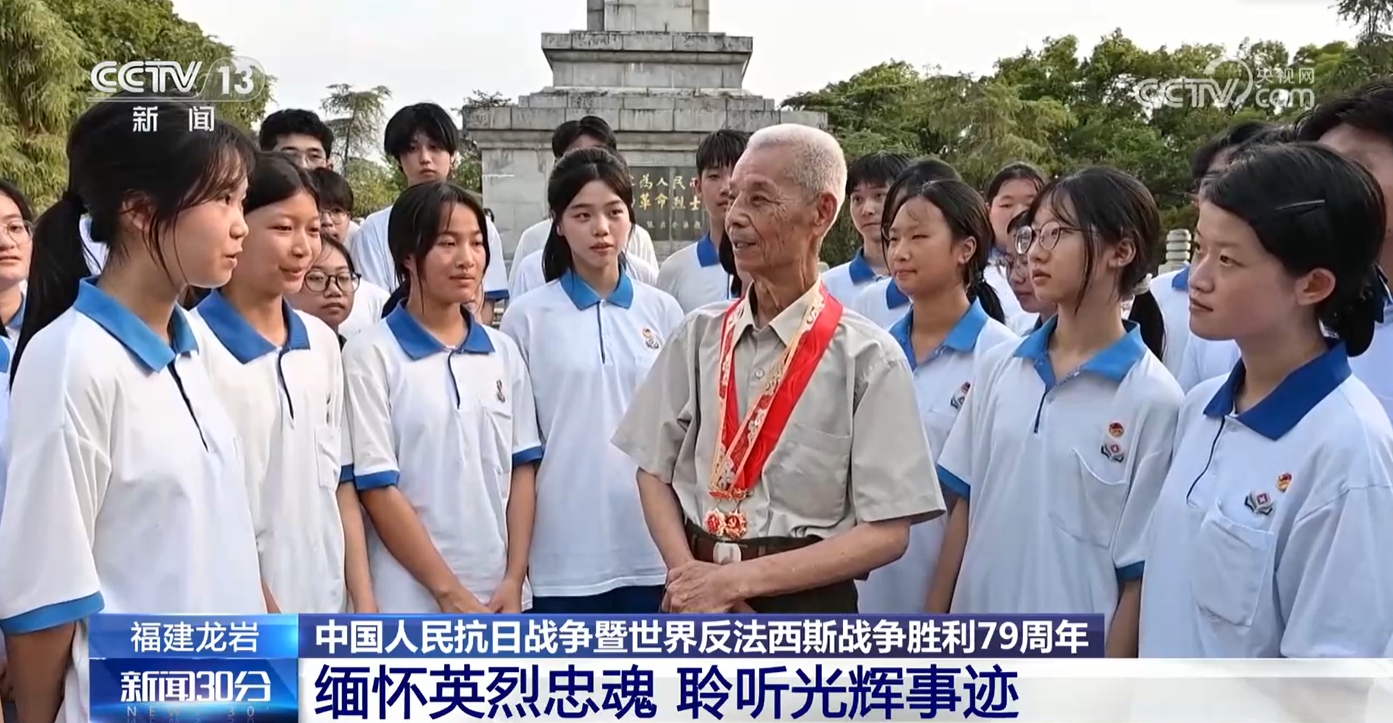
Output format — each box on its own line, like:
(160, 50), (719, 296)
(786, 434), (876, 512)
(684, 520), (818, 563)
(683, 520), (859, 613)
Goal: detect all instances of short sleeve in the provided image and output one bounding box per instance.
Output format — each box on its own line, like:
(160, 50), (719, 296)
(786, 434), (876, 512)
(0, 385), (107, 633)
(849, 283), (879, 321)
(341, 339), (399, 491)
(629, 226), (659, 268)
(627, 254), (660, 286)
(504, 338), (543, 467)
(483, 218), (508, 301)
(935, 357), (997, 501)
(658, 293), (685, 337)
(849, 355), (945, 524)
(610, 314), (698, 483)
(1109, 389), (1181, 582)
(509, 253), (543, 303)
(1277, 470), (1393, 657)
(656, 256), (682, 299)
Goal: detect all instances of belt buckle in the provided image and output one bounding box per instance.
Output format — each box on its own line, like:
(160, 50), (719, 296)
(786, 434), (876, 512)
(712, 541), (742, 565)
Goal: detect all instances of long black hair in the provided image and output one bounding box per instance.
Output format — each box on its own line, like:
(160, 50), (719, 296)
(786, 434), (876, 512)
(541, 147), (635, 283)
(1207, 143), (1386, 356)
(0, 179), (34, 223)
(381, 181), (489, 315)
(15, 97), (256, 377)
(885, 179), (1006, 322)
(1027, 167), (1166, 358)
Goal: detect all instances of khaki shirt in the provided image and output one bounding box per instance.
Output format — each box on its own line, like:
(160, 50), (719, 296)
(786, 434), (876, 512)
(612, 284), (944, 540)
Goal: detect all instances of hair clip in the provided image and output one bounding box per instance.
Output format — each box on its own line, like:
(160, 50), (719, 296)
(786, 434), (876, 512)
(1273, 199), (1326, 215)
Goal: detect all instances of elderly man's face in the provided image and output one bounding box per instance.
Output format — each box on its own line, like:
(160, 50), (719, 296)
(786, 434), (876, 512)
(725, 146), (819, 277)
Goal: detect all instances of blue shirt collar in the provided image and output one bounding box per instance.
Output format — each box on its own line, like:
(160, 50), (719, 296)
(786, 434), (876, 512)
(73, 278), (198, 372)
(560, 268), (634, 310)
(1013, 316), (1147, 386)
(889, 300), (991, 370)
(1203, 341), (1350, 441)
(195, 291), (311, 364)
(696, 233), (720, 268)
(1171, 264), (1190, 290)
(885, 280), (910, 310)
(385, 305), (494, 360)
(848, 250), (878, 285)
(1, 293), (24, 338)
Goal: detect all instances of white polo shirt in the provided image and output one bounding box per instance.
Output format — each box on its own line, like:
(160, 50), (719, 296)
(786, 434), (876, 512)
(850, 278), (912, 329)
(0, 293), (24, 340)
(338, 279), (392, 340)
(0, 280), (263, 723)
(0, 337), (12, 668)
(349, 206), (507, 301)
(510, 219), (657, 285)
(79, 215), (107, 274)
(343, 307), (543, 611)
(1149, 266), (1194, 377)
(936, 318), (1183, 634)
(656, 234), (732, 313)
(1139, 343), (1393, 657)
(858, 301), (1017, 613)
(984, 249), (1025, 322)
(821, 250), (882, 306)
(502, 269), (683, 596)
(190, 293), (348, 613)
(508, 250), (659, 303)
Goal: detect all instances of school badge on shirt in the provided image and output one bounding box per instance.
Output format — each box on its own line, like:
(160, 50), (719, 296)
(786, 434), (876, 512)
(496, 379), (507, 403)
(641, 327), (661, 350)
(1100, 421), (1126, 463)
(1245, 490), (1275, 516)
(950, 382), (970, 410)
(1276, 473), (1292, 493)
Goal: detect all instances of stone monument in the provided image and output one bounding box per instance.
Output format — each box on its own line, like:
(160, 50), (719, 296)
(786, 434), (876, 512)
(465, 0), (827, 260)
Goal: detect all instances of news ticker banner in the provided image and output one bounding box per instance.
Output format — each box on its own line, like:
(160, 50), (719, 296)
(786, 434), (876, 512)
(90, 613), (1097, 721)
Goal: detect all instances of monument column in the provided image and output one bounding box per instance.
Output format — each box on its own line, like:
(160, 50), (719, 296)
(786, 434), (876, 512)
(467, 0), (826, 261)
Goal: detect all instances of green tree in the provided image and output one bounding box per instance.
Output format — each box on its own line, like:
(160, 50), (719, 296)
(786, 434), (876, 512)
(321, 83), (391, 171)
(0, 0), (86, 205)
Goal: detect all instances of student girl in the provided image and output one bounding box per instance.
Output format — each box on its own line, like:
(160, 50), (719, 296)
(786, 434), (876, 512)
(850, 159), (962, 328)
(984, 162), (1046, 325)
(1140, 143), (1393, 657)
(927, 167), (1182, 657)
(0, 100), (265, 723)
(1003, 211), (1053, 334)
(501, 148), (684, 613)
(190, 152), (374, 614)
(344, 181), (542, 614)
(291, 237), (364, 346)
(0, 180), (31, 339)
(856, 179), (1017, 613)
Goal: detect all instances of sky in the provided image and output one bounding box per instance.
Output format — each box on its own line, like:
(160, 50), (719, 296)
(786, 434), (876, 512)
(169, 0), (1355, 118)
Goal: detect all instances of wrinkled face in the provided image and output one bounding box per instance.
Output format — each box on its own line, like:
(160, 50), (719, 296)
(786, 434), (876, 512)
(272, 134), (328, 169)
(989, 179), (1038, 252)
(398, 131), (452, 186)
(405, 202), (486, 307)
(886, 196), (974, 299)
(725, 146), (826, 278)
(289, 243), (357, 330)
(0, 193), (32, 289)
(557, 179), (632, 276)
(161, 176), (250, 289)
(1188, 200), (1331, 343)
(234, 190), (322, 297)
(850, 182), (890, 245)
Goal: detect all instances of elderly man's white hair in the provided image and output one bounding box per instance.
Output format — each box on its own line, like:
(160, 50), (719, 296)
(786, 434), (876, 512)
(747, 124), (848, 213)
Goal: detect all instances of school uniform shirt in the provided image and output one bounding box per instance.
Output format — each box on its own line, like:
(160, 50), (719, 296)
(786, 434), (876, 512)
(0, 337), (12, 669)
(936, 318), (1183, 633)
(1176, 336), (1241, 393)
(1139, 343), (1393, 657)
(0, 294), (23, 339)
(79, 215), (108, 274)
(0, 280), (263, 723)
(1349, 294), (1393, 423)
(508, 250), (660, 304)
(509, 219), (658, 286)
(338, 279), (392, 340)
(1008, 312), (1040, 336)
(343, 307), (543, 611)
(1149, 266), (1194, 377)
(501, 269), (684, 596)
(822, 250), (884, 306)
(350, 207), (507, 303)
(190, 293), (348, 613)
(858, 301), (1017, 613)
(849, 278), (912, 329)
(656, 233), (733, 312)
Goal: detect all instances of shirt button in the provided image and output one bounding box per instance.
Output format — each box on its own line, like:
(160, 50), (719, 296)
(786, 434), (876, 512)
(754, 368), (766, 379)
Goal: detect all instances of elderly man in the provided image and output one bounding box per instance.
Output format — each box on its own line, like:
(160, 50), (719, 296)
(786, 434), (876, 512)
(611, 125), (944, 613)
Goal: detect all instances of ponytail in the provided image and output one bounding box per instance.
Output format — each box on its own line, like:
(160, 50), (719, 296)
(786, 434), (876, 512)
(967, 273), (1006, 322)
(541, 226), (571, 284)
(1322, 272), (1383, 357)
(13, 192), (91, 385)
(1127, 290), (1167, 359)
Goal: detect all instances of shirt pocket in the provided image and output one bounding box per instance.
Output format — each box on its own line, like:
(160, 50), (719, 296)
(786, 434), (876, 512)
(767, 422), (852, 523)
(1190, 497), (1276, 627)
(1048, 448), (1131, 549)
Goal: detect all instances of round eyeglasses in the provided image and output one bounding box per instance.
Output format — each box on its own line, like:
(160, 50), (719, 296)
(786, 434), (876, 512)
(304, 271), (360, 293)
(1013, 224), (1080, 255)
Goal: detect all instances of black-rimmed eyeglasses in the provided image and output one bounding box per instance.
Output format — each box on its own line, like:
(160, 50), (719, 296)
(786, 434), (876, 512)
(304, 271), (360, 293)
